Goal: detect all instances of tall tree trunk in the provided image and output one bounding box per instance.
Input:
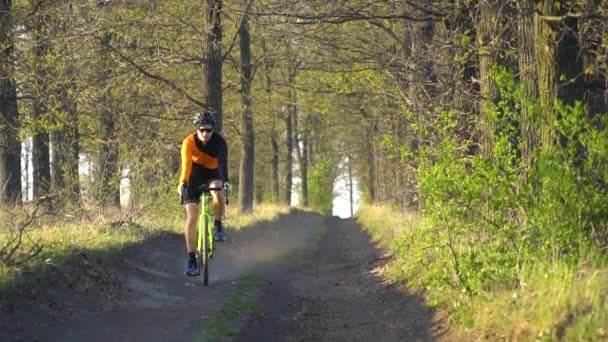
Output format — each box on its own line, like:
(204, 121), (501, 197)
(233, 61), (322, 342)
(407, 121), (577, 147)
(394, 118), (406, 208)
(518, 0), (538, 165)
(51, 85), (80, 206)
(535, 4), (559, 149)
(31, 112), (51, 199)
(94, 33), (119, 207)
(283, 102), (293, 205)
(478, 0), (501, 157)
(31, 2), (51, 199)
(299, 128), (308, 207)
(50, 0), (80, 207)
(203, 0), (224, 131)
(271, 125), (280, 202)
(291, 104), (301, 205)
(283, 37), (300, 206)
(366, 128), (376, 204)
(360, 109), (376, 203)
(292, 94), (308, 207)
(238, 12), (254, 214)
(535, 1), (584, 150)
(261, 36), (280, 203)
(0, 1), (21, 205)
(95, 111), (120, 207)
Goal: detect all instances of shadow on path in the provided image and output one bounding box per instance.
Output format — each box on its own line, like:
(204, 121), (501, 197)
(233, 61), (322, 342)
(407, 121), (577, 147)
(237, 216), (446, 342)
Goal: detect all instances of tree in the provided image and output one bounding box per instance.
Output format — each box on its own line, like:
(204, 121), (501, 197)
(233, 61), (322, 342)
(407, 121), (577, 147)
(0, 0), (21, 205)
(281, 41), (297, 205)
(534, 0), (584, 150)
(261, 34), (281, 202)
(477, 0), (502, 157)
(518, 0), (538, 165)
(238, 9), (255, 213)
(93, 30), (120, 208)
(203, 0), (224, 130)
(283, 101), (293, 205)
(294, 110), (309, 207)
(30, 0), (51, 199)
(50, 1), (81, 207)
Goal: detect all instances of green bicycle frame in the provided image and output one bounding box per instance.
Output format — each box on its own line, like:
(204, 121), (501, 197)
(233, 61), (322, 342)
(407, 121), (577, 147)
(194, 184), (226, 286)
(197, 191), (214, 285)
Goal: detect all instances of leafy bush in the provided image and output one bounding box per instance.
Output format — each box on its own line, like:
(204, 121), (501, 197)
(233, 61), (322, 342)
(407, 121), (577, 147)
(416, 66), (608, 296)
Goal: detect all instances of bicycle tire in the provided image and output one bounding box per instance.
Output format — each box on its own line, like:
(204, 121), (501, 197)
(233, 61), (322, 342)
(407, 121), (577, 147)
(208, 209), (215, 259)
(202, 204), (210, 286)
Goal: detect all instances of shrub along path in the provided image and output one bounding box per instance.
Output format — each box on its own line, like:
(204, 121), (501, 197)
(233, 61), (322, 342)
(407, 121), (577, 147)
(1, 212), (448, 341)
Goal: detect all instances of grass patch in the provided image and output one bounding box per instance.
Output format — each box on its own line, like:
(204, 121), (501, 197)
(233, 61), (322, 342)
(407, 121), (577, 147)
(471, 261), (608, 341)
(225, 204), (292, 230)
(196, 273), (266, 342)
(356, 204), (608, 341)
(355, 204), (419, 252)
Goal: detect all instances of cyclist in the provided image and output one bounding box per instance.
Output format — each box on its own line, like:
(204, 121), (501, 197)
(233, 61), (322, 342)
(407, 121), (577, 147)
(177, 111), (230, 276)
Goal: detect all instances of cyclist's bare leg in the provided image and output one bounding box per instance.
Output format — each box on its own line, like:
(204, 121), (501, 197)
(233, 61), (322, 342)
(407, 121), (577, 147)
(185, 202), (199, 253)
(209, 179), (225, 221)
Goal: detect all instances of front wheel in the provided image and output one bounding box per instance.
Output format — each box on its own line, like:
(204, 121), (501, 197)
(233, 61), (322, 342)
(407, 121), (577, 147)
(202, 215), (210, 286)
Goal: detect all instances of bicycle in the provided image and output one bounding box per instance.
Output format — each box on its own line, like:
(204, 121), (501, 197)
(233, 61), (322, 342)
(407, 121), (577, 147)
(195, 183), (229, 286)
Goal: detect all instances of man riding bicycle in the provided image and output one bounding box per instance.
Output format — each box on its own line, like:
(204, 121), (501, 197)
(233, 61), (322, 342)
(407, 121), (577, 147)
(178, 111), (229, 276)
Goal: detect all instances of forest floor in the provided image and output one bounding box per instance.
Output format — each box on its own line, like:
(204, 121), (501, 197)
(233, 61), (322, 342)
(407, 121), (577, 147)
(1, 211), (451, 342)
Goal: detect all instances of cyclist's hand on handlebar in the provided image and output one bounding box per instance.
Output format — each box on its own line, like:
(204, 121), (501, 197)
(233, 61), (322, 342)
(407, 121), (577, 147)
(177, 182), (187, 198)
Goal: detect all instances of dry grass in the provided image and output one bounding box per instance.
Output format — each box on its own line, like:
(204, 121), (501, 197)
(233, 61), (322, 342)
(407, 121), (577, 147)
(355, 203), (608, 341)
(225, 203), (293, 230)
(470, 260), (608, 341)
(355, 204), (419, 251)
(0, 202), (291, 298)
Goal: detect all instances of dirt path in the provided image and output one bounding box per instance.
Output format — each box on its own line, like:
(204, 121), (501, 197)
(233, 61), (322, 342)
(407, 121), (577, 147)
(1, 212), (446, 342)
(237, 216), (445, 342)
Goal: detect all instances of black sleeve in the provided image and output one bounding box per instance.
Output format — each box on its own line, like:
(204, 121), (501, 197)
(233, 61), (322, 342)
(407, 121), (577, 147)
(219, 135), (229, 182)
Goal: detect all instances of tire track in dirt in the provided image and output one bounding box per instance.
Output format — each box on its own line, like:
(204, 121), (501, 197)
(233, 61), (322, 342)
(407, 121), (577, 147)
(237, 216), (447, 342)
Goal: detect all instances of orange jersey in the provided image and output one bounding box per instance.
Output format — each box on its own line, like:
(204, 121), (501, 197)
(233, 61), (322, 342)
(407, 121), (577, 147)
(179, 133), (228, 183)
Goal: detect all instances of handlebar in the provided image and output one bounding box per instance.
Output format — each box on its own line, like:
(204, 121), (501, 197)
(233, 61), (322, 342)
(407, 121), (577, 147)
(197, 185), (225, 193)
(197, 183), (230, 205)
(179, 183), (230, 205)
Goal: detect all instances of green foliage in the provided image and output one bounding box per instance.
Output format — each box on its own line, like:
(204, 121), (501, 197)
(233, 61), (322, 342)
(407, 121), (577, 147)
(358, 204), (608, 340)
(412, 66), (608, 323)
(308, 155), (339, 215)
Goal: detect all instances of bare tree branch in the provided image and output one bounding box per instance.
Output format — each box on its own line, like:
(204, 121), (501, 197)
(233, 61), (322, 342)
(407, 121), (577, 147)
(95, 35), (209, 110)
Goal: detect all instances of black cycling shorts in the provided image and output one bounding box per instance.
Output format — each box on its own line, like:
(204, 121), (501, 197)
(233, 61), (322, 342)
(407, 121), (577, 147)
(184, 163), (223, 204)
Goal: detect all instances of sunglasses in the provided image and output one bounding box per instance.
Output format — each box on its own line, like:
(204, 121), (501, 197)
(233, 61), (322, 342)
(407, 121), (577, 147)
(198, 128), (213, 133)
